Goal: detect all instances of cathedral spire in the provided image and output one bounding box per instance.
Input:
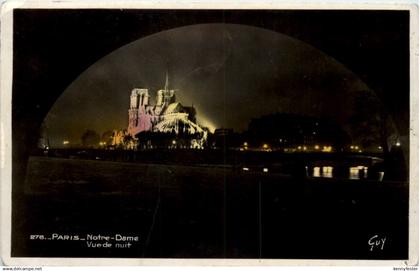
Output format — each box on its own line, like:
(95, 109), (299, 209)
(164, 69), (169, 90)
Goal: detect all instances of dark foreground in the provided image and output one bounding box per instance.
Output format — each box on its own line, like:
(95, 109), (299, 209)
(17, 156), (408, 259)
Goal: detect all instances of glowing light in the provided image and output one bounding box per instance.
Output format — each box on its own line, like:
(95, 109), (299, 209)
(378, 146), (383, 150)
(297, 146), (302, 150)
(349, 167), (359, 180)
(313, 167), (321, 177)
(263, 144), (269, 149)
(263, 168), (268, 173)
(350, 146), (354, 149)
(303, 146), (307, 151)
(314, 145), (320, 150)
(322, 146), (332, 152)
(322, 166), (333, 178)
(172, 140), (176, 145)
(242, 167), (249, 171)
(243, 142), (248, 147)
(196, 116), (216, 133)
(354, 146), (359, 150)
(378, 171), (385, 182)
(63, 140), (70, 145)
(358, 150), (362, 153)
(396, 142), (401, 147)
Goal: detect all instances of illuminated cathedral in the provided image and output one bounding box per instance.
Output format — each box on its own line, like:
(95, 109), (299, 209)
(112, 73), (207, 149)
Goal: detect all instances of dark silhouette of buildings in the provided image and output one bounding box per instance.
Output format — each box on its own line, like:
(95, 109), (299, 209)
(210, 113), (351, 152)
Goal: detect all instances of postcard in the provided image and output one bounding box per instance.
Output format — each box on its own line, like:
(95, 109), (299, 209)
(0, 1), (418, 267)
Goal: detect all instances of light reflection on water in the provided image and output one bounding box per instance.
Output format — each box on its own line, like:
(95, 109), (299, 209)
(323, 166), (333, 178)
(313, 167), (321, 177)
(349, 167), (359, 180)
(349, 166), (368, 180)
(312, 165), (368, 180)
(312, 166), (333, 178)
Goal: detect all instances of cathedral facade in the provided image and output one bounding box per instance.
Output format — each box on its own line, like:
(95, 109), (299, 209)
(121, 74), (207, 149)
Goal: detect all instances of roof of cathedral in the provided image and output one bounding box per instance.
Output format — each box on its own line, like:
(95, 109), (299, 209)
(164, 102), (184, 114)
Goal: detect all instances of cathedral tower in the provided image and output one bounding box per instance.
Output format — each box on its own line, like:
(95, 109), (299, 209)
(128, 88), (150, 135)
(156, 70), (175, 108)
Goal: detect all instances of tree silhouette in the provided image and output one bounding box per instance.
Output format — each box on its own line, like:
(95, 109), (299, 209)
(347, 90), (389, 151)
(81, 129), (100, 148)
(101, 130), (114, 146)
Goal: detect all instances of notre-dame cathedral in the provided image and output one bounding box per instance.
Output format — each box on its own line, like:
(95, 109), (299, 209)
(113, 73), (208, 149)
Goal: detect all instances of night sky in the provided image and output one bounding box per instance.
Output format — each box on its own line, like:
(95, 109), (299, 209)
(44, 23), (372, 146)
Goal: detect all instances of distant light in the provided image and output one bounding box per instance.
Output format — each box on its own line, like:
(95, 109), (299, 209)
(349, 167), (359, 180)
(242, 167), (249, 171)
(378, 146), (383, 150)
(354, 146), (359, 150)
(263, 168), (268, 173)
(243, 142), (248, 147)
(303, 146), (307, 151)
(172, 140), (176, 145)
(279, 139), (283, 143)
(297, 146), (302, 150)
(378, 171), (385, 182)
(322, 146), (332, 152)
(314, 145), (320, 150)
(323, 166), (333, 173)
(350, 146), (354, 149)
(313, 167), (321, 177)
(63, 140), (69, 145)
(396, 142), (401, 147)
(312, 132), (316, 135)
(322, 166), (333, 178)
(358, 150), (362, 153)
(263, 144), (269, 149)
